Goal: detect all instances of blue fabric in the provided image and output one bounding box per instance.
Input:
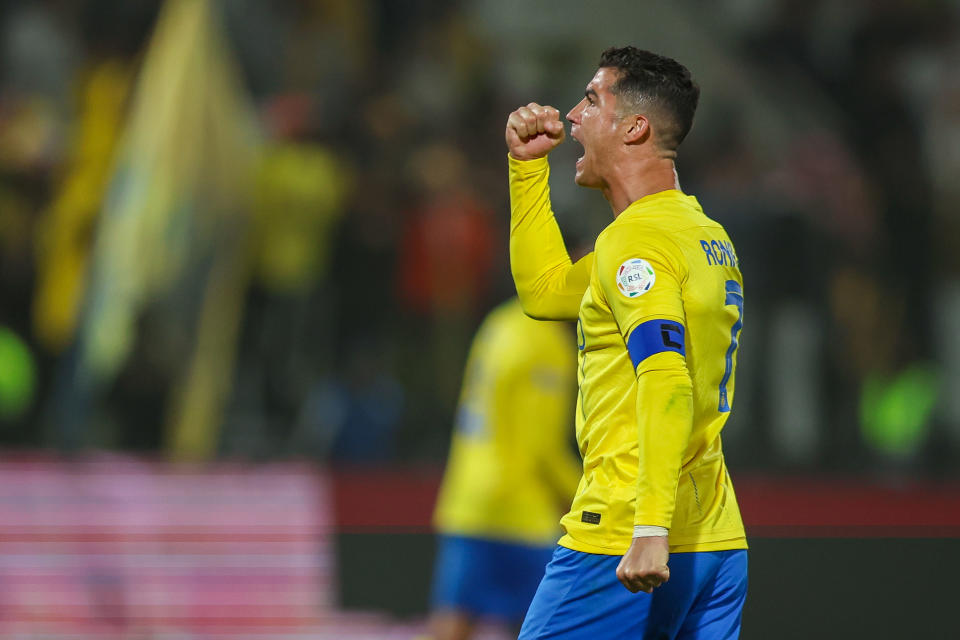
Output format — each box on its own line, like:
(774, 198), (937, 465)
(718, 280), (744, 412)
(627, 320), (686, 370)
(519, 546), (748, 639)
(431, 535), (555, 622)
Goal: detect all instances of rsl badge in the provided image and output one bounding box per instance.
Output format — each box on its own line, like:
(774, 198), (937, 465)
(616, 258), (655, 298)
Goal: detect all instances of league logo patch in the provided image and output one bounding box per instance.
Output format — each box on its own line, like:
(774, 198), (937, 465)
(616, 258), (656, 298)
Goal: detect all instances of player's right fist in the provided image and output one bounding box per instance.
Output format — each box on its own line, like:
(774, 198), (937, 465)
(505, 102), (565, 160)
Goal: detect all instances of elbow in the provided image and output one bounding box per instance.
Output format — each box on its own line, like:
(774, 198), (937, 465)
(658, 368), (694, 392)
(509, 262), (556, 320)
(637, 359), (694, 392)
(516, 292), (552, 321)
(516, 289), (566, 321)
(509, 257), (582, 321)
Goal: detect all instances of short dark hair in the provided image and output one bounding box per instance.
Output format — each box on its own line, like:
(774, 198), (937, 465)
(598, 47), (700, 150)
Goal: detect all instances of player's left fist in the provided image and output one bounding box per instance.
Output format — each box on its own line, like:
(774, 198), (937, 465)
(616, 536), (670, 594)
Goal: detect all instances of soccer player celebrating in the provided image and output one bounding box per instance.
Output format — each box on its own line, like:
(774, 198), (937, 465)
(429, 298), (581, 640)
(506, 47), (749, 638)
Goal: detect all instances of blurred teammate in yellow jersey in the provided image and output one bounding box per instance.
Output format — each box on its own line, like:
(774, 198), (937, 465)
(507, 47), (748, 639)
(429, 298), (580, 640)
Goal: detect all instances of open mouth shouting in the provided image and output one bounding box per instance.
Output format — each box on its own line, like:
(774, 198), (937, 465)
(571, 128), (585, 169)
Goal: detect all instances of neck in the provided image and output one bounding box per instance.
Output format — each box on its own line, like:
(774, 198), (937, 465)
(602, 155), (680, 217)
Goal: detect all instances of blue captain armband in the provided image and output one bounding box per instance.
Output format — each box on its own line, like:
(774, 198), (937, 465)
(626, 320), (686, 369)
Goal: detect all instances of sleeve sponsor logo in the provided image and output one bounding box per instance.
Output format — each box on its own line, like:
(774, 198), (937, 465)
(616, 258), (656, 298)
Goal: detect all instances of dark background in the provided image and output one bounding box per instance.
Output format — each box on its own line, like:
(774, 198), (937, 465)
(0, 0), (958, 637)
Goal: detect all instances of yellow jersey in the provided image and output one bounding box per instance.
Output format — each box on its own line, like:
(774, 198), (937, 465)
(509, 155), (747, 555)
(433, 298), (581, 545)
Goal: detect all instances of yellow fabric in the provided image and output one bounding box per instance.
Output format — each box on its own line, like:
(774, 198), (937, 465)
(509, 155), (747, 555)
(433, 298), (581, 545)
(508, 157), (594, 320)
(32, 60), (132, 353)
(252, 143), (350, 294)
(80, 0), (258, 387)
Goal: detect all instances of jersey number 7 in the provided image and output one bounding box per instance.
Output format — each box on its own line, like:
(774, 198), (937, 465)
(718, 280), (743, 413)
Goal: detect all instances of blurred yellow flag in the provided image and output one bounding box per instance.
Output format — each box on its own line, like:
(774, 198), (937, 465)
(79, 0), (260, 457)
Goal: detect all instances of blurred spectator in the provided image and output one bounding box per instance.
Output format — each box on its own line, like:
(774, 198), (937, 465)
(304, 337), (405, 463)
(221, 95), (353, 457)
(0, 0), (956, 475)
(397, 141), (499, 456)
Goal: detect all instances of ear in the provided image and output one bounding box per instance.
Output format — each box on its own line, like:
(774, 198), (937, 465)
(623, 114), (650, 144)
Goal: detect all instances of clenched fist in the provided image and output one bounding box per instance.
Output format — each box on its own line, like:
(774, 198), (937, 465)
(505, 102), (566, 160)
(616, 536), (671, 594)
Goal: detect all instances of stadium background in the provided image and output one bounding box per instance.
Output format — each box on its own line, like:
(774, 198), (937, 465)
(0, 0), (958, 637)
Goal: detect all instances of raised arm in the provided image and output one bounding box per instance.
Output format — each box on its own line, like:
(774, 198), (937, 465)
(506, 104), (593, 321)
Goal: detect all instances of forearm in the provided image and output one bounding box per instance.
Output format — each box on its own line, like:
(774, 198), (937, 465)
(509, 155), (591, 320)
(633, 360), (694, 529)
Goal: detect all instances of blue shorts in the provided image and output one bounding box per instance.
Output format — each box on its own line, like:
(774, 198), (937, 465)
(431, 534), (554, 622)
(519, 546), (748, 639)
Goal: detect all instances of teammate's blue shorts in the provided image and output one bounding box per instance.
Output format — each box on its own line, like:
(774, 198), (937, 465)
(519, 546), (748, 639)
(431, 534), (554, 622)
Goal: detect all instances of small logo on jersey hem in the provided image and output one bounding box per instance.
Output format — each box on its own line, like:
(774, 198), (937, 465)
(616, 258), (655, 298)
(581, 511), (602, 525)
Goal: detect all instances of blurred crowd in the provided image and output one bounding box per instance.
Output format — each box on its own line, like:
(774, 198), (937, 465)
(0, 0), (958, 476)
